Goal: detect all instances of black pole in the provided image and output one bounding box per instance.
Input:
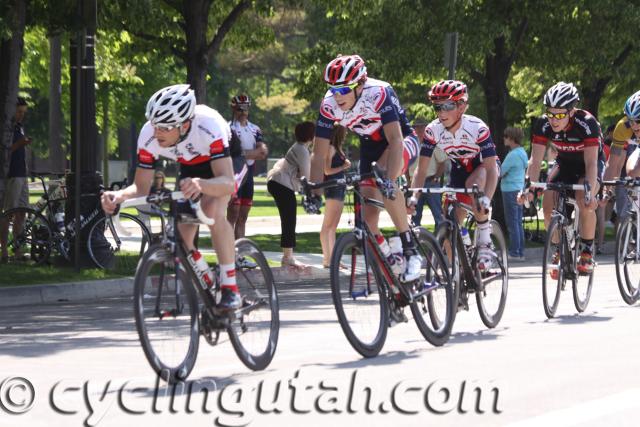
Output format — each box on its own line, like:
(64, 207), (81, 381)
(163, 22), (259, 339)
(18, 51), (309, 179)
(73, 30), (82, 271)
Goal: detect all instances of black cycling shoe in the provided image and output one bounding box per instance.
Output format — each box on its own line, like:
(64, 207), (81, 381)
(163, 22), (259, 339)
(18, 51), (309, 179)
(217, 287), (242, 311)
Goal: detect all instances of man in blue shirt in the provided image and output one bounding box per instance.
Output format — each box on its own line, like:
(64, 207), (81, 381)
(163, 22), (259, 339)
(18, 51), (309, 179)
(501, 127), (528, 261)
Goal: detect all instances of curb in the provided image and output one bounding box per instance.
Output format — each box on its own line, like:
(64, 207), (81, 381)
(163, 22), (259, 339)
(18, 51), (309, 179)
(0, 265), (329, 308)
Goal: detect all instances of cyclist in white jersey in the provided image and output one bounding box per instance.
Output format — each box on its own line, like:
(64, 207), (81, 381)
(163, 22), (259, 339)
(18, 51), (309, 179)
(410, 80), (500, 272)
(101, 84), (241, 310)
(310, 54), (423, 282)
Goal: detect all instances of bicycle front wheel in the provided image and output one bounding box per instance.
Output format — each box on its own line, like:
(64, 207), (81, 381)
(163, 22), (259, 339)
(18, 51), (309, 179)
(572, 228), (594, 313)
(227, 238), (279, 371)
(542, 218), (563, 318)
(134, 243), (199, 384)
(330, 232), (388, 358)
(88, 213), (151, 271)
(410, 227), (454, 346)
(0, 207), (53, 265)
(614, 215), (640, 305)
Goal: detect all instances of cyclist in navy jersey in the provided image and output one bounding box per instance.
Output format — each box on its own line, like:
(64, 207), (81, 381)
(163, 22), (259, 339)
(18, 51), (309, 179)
(410, 80), (500, 273)
(309, 54), (423, 282)
(521, 81), (602, 275)
(100, 84), (241, 310)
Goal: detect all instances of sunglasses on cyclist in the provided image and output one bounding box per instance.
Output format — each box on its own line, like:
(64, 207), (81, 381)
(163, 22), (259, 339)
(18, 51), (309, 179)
(329, 82), (359, 95)
(546, 110), (570, 120)
(153, 123), (180, 131)
(433, 102), (458, 112)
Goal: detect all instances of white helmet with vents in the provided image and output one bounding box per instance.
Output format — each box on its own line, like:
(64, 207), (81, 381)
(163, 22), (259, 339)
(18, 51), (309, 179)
(145, 84), (196, 126)
(543, 82), (580, 109)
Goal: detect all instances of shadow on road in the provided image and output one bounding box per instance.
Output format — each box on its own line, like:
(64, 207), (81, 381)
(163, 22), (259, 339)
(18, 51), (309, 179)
(526, 312), (613, 325)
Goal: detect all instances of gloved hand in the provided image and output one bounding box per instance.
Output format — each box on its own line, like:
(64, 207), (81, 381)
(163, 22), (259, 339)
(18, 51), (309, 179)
(302, 194), (323, 214)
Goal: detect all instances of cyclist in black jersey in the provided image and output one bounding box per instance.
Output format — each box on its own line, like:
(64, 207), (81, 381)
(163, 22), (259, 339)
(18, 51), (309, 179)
(101, 84), (241, 310)
(521, 82), (602, 275)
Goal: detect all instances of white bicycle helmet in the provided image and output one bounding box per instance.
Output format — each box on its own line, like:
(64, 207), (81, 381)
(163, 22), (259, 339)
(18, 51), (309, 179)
(543, 82), (580, 109)
(145, 84), (196, 126)
(624, 90), (640, 120)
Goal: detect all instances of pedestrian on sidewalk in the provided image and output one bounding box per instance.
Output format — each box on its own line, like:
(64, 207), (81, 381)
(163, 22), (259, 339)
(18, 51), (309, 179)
(501, 127), (527, 261)
(320, 125), (350, 268)
(267, 121), (314, 270)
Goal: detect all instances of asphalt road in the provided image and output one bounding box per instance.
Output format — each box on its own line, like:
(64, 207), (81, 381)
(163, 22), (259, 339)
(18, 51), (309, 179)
(1, 255), (639, 427)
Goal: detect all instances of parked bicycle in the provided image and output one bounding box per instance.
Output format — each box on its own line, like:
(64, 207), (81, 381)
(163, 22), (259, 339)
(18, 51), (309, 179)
(124, 190), (279, 383)
(525, 181), (594, 318)
(416, 185), (509, 328)
(302, 164), (454, 358)
(603, 178), (640, 305)
(0, 173), (150, 270)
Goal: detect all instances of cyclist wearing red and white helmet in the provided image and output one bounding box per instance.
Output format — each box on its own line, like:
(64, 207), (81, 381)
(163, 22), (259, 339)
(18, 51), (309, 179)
(310, 54), (423, 282)
(100, 84), (242, 310)
(411, 79), (500, 273)
(227, 94), (268, 241)
(522, 81), (603, 275)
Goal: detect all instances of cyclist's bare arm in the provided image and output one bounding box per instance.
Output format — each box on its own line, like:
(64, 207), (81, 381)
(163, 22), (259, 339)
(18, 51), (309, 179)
(181, 157), (235, 200)
(382, 121), (404, 180)
(411, 155), (432, 199)
(101, 167), (154, 214)
(310, 135), (331, 192)
(603, 143), (626, 181)
(626, 147), (640, 178)
(583, 146), (599, 191)
(525, 143), (546, 183)
(483, 156), (499, 199)
(244, 141), (268, 160)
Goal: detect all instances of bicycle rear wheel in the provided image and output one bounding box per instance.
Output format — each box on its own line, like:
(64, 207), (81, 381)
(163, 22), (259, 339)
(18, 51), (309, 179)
(88, 213), (151, 271)
(542, 218), (563, 318)
(0, 207), (53, 265)
(410, 227), (454, 346)
(435, 222), (462, 309)
(614, 215), (640, 305)
(330, 232), (388, 358)
(474, 220), (509, 328)
(227, 238), (279, 371)
(134, 243), (199, 383)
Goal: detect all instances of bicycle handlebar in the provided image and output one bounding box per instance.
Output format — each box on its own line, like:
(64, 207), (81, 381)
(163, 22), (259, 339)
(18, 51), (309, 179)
(406, 184), (490, 214)
(119, 191), (215, 226)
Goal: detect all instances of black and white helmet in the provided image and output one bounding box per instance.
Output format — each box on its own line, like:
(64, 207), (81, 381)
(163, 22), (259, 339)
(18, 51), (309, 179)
(145, 84), (196, 126)
(543, 82), (580, 109)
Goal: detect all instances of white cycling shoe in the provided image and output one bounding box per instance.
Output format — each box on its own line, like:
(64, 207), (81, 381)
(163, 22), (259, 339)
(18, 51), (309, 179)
(402, 253), (423, 282)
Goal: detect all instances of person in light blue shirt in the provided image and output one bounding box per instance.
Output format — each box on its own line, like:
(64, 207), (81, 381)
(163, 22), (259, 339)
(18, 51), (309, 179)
(501, 127), (528, 261)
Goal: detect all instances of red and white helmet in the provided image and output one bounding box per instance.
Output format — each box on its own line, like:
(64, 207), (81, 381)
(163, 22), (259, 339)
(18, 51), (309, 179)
(428, 80), (468, 103)
(231, 94), (251, 108)
(323, 54), (367, 86)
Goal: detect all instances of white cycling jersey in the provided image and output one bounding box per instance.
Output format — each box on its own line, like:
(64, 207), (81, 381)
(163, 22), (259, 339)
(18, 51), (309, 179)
(229, 120), (263, 166)
(137, 104), (231, 170)
(421, 114), (496, 171)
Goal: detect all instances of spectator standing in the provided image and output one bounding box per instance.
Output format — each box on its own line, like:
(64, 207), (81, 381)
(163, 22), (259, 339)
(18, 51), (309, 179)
(1, 97), (32, 262)
(227, 94), (268, 240)
(320, 125), (350, 268)
(411, 117), (447, 227)
(501, 127), (527, 261)
(150, 170), (169, 193)
(267, 121), (314, 269)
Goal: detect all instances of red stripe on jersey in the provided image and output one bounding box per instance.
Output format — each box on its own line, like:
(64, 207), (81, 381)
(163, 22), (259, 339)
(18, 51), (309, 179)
(210, 139), (224, 155)
(138, 149), (155, 164)
(583, 137), (600, 147)
(477, 127), (490, 143)
(532, 135), (548, 146)
(373, 87), (386, 111)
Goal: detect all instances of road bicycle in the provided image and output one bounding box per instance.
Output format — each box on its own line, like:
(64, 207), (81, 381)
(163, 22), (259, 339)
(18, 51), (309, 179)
(415, 185), (508, 328)
(525, 182), (594, 318)
(124, 190), (279, 383)
(0, 173), (150, 270)
(603, 178), (640, 305)
(302, 165), (454, 358)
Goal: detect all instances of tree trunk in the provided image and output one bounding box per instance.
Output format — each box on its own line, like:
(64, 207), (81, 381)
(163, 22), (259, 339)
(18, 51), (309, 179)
(49, 34), (65, 173)
(0, 0), (27, 183)
(182, 0), (212, 102)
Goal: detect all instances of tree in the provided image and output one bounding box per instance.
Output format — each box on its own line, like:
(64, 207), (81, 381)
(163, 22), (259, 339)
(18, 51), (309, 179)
(0, 0), (27, 182)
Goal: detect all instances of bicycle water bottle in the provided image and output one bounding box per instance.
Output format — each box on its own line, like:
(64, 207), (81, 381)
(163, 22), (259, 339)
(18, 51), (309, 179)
(461, 227), (472, 247)
(388, 236), (406, 277)
(187, 249), (215, 289)
(54, 211), (65, 232)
